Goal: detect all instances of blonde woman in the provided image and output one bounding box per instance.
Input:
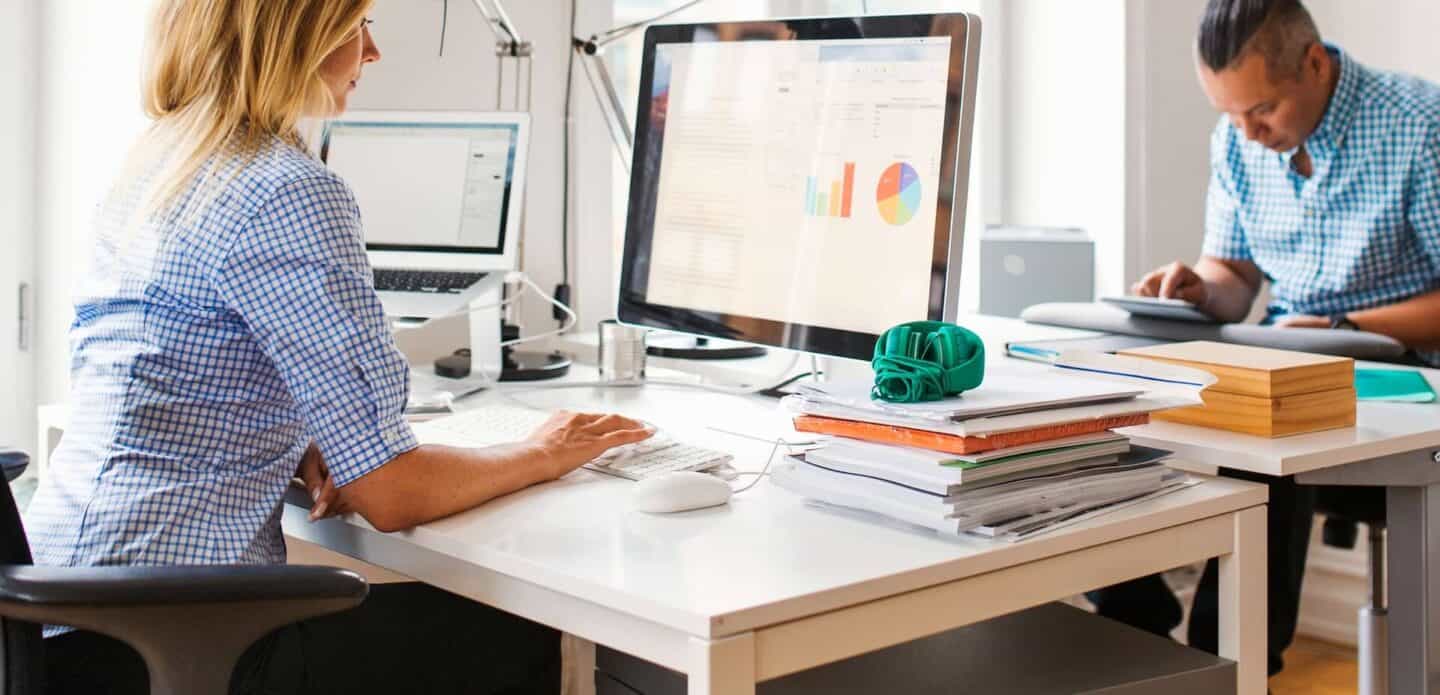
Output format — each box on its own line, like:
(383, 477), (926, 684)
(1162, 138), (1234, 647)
(27, 1), (649, 692)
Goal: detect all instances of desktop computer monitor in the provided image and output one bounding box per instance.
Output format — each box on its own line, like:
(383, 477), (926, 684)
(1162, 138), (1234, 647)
(617, 14), (982, 361)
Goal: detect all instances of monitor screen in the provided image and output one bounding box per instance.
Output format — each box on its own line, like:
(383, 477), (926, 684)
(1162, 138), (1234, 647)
(618, 15), (980, 360)
(321, 120), (520, 254)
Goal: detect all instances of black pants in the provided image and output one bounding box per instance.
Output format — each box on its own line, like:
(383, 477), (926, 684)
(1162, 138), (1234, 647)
(44, 582), (561, 694)
(1088, 468), (1315, 676)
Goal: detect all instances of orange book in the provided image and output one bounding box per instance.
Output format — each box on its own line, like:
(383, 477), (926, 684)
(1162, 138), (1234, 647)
(792, 413), (1151, 455)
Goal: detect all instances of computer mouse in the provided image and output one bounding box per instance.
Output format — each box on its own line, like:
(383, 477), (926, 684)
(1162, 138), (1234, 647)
(631, 472), (733, 514)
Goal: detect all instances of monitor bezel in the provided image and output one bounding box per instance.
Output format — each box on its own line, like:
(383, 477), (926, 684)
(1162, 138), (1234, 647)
(320, 110), (529, 273)
(616, 14), (981, 361)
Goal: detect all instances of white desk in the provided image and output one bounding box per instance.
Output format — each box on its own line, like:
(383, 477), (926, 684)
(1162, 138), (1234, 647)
(950, 313), (1440, 693)
(272, 376), (1268, 695)
(33, 346), (1269, 694)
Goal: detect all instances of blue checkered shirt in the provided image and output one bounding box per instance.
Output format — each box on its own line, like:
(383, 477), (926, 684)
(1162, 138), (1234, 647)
(25, 138), (417, 634)
(1203, 45), (1440, 366)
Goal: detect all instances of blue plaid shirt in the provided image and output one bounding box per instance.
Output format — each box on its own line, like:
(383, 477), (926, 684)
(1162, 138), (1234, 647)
(1203, 45), (1440, 366)
(26, 138), (417, 619)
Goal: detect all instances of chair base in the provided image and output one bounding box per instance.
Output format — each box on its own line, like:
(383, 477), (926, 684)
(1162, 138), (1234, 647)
(1359, 606), (1388, 695)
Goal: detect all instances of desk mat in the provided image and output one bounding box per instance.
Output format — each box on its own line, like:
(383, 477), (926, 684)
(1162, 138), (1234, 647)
(1021, 302), (1407, 361)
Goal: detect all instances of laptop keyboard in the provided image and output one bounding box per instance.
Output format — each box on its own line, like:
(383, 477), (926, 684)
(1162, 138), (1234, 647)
(373, 269), (487, 294)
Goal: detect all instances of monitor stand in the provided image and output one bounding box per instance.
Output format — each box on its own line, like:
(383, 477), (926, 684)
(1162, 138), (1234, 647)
(646, 334), (767, 361)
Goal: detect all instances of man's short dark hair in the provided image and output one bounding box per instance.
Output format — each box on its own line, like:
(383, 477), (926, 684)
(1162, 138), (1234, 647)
(1199, 0), (1321, 80)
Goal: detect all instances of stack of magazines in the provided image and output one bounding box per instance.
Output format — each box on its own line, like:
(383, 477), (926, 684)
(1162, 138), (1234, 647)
(774, 359), (1212, 541)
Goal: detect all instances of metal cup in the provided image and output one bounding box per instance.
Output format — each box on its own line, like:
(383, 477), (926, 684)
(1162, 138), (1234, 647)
(597, 320), (646, 382)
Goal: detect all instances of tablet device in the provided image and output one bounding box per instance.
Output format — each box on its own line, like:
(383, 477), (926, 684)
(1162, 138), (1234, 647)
(1101, 296), (1218, 323)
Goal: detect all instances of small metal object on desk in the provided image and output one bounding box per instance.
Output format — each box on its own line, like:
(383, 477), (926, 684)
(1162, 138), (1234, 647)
(598, 320), (646, 383)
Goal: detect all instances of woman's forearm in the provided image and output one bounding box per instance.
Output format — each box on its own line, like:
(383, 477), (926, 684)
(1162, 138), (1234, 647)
(338, 443), (559, 532)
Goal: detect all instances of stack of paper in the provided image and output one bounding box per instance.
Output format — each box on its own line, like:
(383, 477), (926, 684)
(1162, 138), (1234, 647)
(771, 355), (1213, 541)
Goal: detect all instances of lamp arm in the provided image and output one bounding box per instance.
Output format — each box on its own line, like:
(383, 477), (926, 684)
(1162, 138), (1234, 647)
(470, 0), (529, 56)
(583, 0), (707, 52)
(574, 42), (634, 170)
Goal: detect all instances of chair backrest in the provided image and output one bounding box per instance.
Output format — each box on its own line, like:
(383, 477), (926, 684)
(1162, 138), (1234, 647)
(0, 457), (44, 695)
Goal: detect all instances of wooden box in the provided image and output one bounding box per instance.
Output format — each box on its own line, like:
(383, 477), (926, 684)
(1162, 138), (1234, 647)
(1118, 341), (1356, 438)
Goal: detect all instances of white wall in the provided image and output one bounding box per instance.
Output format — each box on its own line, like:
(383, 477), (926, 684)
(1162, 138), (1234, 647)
(34, 0), (615, 407)
(35, 1), (152, 409)
(1123, 0), (1212, 284)
(0, 0), (39, 450)
(1001, 0), (1128, 299)
(1307, 0), (1440, 83)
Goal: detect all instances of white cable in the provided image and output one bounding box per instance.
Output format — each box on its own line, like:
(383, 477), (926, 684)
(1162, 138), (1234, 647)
(729, 438), (792, 494)
(419, 286), (525, 323)
(500, 274), (578, 348)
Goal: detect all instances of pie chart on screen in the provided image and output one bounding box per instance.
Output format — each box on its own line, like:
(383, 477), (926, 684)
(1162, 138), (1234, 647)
(876, 162), (922, 226)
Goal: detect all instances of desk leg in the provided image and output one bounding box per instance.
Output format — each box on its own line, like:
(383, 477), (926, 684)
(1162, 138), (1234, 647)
(687, 633), (755, 695)
(1387, 484), (1440, 693)
(562, 634), (597, 695)
(1219, 505), (1267, 695)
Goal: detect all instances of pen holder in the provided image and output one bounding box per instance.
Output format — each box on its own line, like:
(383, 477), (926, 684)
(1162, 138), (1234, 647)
(598, 320), (647, 383)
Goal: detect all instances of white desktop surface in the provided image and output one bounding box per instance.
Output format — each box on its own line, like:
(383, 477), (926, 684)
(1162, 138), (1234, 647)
(296, 383), (1258, 639)
(274, 371), (1269, 694)
(35, 339), (1271, 693)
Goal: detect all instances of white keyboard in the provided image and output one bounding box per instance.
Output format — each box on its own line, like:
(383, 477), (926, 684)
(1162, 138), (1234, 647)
(414, 402), (734, 481)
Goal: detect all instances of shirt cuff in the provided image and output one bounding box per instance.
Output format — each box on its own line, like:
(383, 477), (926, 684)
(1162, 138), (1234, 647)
(328, 416), (419, 488)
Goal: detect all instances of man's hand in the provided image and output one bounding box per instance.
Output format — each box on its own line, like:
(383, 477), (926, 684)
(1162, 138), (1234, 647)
(1274, 314), (1330, 329)
(297, 444), (345, 521)
(1131, 262), (1211, 306)
(525, 411), (654, 480)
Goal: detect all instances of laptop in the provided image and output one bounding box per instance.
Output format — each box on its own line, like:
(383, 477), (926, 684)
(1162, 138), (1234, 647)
(320, 111), (529, 319)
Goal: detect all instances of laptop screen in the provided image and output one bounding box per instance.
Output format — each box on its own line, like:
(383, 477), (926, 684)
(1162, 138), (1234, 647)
(321, 120), (520, 254)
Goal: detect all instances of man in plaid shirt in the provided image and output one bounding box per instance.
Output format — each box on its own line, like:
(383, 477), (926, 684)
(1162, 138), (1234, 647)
(1102, 0), (1440, 677)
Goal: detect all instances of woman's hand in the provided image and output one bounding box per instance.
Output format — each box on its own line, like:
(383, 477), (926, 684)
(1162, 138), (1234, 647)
(297, 443), (346, 521)
(524, 411), (654, 480)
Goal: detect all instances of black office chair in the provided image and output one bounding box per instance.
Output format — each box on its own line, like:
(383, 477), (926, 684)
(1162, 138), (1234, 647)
(1315, 486), (1387, 695)
(0, 448), (369, 695)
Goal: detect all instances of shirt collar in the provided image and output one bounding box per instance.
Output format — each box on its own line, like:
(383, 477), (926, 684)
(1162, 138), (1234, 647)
(1305, 43), (1360, 155)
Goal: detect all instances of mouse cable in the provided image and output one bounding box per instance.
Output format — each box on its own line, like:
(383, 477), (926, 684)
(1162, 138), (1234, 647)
(728, 437), (792, 495)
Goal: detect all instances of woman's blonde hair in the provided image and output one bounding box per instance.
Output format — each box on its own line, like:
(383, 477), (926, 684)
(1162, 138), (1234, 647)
(133, 0), (374, 217)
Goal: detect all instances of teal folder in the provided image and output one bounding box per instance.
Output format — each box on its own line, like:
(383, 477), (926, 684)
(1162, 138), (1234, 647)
(1355, 368), (1438, 403)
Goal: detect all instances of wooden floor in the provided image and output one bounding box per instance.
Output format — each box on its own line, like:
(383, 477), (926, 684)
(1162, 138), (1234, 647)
(1270, 637), (1359, 695)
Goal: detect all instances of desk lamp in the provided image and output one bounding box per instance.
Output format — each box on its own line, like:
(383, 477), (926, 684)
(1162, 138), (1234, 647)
(468, 0), (573, 381)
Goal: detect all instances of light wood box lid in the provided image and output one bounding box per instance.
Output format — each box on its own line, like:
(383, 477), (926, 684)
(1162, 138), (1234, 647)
(1117, 341), (1354, 398)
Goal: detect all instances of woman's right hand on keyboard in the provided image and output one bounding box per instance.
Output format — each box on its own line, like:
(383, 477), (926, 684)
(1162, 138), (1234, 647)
(526, 411), (654, 479)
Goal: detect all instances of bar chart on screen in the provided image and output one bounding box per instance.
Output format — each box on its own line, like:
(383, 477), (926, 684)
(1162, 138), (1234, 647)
(805, 162), (856, 218)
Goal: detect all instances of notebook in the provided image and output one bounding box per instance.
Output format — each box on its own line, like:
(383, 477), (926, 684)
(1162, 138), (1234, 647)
(792, 413), (1151, 455)
(794, 374), (1142, 423)
(1355, 368), (1438, 403)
